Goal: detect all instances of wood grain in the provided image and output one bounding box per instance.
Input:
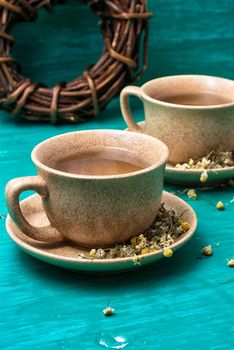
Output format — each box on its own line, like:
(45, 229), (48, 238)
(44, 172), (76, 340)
(0, 1), (234, 349)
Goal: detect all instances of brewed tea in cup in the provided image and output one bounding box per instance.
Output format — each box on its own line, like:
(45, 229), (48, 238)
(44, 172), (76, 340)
(6, 130), (169, 247)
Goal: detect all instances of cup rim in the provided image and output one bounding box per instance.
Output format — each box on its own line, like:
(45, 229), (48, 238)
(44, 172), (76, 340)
(141, 74), (234, 109)
(31, 129), (169, 180)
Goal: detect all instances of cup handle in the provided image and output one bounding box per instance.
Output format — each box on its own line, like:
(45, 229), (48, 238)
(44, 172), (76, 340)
(120, 86), (144, 132)
(5, 176), (64, 242)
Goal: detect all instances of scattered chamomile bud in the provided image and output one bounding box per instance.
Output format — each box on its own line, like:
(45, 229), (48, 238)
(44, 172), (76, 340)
(175, 163), (181, 168)
(141, 247), (150, 255)
(202, 245), (213, 256)
(181, 221), (191, 232)
(188, 158), (194, 166)
(89, 249), (96, 257)
(200, 170), (208, 183)
(130, 236), (137, 245)
(103, 306), (115, 316)
(163, 248), (173, 257)
(216, 201), (225, 210)
(227, 259), (234, 267)
(187, 189), (197, 200)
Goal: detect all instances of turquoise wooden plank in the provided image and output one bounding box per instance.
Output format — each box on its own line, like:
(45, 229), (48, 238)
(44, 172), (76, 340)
(1, 1), (234, 349)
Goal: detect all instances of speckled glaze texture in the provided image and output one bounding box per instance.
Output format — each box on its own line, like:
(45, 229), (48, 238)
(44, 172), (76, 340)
(120, 75), (234, 164)
(5, 130), (168, 247)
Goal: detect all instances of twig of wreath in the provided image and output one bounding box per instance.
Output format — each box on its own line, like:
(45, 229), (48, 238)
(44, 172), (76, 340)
(0, 0), (153, 124)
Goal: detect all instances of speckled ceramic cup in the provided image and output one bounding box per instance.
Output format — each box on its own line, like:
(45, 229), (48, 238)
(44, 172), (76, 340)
(5, 130), (168, 248)
(120, 75), (234, 164)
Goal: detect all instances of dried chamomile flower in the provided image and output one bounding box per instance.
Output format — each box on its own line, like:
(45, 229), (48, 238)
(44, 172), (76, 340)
(135, 243), (145, 252)
(175, 163), (190, 170)
(227, 259), (234, 267)
(132, 255), (142, 265)
(130, 236), (137, 245)
(216, 201), (225, 210)
(221, 151), (234, 166)
(139, 234), (147, 243)
(202, 245), (213, 256)
(103, 306), (115, 316)
(135, 234), (147, 252)
(200, 170), (208, 183)
(89, 249), (96, 257)
(187, 189), (197, 200)
(166, 234), (174, 245)
(141, 247), (150, 255)
(201, 157), (210, 169)
(181, 221), (191, 232)
(175, 226), (184, 236)
(149, 242), (158, 251)
(119, 245), (135, 258)
(224, 158), (233, 166)
(95, 249), (106, 259)
(109, 248), (118, 259)
(182, 163), (190, 169)
(174, 150), (234, 170)
(188, 158), (194, 166)
(163, 248), (173, 257)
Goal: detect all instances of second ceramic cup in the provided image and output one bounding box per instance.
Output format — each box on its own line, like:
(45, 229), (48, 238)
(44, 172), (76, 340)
(6, 130), (168, 248)
(120, 75), (234, 164)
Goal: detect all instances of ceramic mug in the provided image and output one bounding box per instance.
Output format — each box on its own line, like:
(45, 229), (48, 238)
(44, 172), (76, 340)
(120, 75), (234, 164)
(5, 130), (168, 248)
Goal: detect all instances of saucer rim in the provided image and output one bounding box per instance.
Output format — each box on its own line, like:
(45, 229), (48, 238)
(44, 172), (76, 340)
(6, 192), (197, 266)
(166, 163), (234, 174)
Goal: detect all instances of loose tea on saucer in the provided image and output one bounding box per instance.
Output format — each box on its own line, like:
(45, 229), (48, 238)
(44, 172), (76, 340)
(85, 203), (190, 260)
(174, 149), (234, 170)
(6, 192), (197, 273)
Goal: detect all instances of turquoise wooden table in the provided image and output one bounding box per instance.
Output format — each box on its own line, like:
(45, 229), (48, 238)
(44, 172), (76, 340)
(1, 1), (234, 349)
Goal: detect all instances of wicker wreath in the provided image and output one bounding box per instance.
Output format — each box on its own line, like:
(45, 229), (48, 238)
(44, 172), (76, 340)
(0, 0), (152, 124)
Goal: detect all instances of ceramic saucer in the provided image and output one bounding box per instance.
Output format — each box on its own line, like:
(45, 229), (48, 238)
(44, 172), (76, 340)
(125, 121), (234, 186)
(6, 192), (197, 274)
